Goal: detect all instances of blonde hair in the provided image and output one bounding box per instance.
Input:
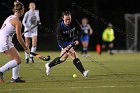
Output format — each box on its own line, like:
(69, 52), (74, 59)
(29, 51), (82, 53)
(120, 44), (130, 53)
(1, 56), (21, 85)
(13, 1), (24, 13)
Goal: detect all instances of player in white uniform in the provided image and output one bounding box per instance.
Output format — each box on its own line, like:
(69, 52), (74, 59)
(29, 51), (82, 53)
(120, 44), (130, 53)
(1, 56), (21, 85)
(0, 1), (30, 83)
(22, 2), (40, 63)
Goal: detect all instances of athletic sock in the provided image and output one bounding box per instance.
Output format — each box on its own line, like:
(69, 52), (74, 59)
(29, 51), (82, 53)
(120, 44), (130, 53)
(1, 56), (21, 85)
(12, 65), (20, 79)
(49, 57), (63, 67)
(73, 58), (85, 74)
(30, 47), (36, 57)
(25, 52), (29, 59)
(0, 60), (18, 73)
(83, 47), (88, 54)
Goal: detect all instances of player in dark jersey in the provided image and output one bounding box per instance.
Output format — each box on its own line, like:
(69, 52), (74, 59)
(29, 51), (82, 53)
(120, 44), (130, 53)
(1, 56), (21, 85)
(45, 11), (89, 77)
(80, 17), (93, 56)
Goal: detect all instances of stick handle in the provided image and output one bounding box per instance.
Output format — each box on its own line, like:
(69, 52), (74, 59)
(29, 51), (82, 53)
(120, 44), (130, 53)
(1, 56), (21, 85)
(22, 24), (40, 35)
(60, 42), (76, 58)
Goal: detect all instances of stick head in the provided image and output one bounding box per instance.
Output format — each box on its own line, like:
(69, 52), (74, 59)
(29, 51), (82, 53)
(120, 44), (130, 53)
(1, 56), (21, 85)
(39, 56), (50, 61)
(45, 56), (50, 61)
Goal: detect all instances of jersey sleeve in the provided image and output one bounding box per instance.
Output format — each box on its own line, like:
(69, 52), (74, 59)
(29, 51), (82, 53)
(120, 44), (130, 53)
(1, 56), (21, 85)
(56, 23), (63, 40)
(36, 10), (41, 23)
(56, 23), (65, 48)
(22, 12), (29, 27)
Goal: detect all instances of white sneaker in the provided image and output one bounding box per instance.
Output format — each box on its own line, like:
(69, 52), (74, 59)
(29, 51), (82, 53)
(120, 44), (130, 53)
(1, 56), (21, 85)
(45, 63), (51, 75)
(83, 70), (89, 77)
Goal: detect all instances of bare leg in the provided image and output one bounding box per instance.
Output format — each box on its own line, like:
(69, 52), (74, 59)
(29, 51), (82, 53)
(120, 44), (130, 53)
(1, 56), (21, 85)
(81, 41), (89, 55)
(30, 36), (37, 63)
(0, 47), (23, 82)
(25, 37), (30, 63)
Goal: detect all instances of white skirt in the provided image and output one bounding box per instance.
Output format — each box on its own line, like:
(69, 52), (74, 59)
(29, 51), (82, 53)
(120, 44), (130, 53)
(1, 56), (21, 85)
(0, 38), (14, 52)
(24, 27), (38, 37)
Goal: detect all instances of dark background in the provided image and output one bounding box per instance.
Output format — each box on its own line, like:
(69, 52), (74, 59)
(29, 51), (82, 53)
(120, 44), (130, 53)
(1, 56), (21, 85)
(0, 0), (139, 51)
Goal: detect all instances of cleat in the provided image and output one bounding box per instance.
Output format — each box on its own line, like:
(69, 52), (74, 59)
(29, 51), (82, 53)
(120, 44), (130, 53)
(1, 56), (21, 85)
(10, 77), (25, 83)
(30, 57), (34, 63)
(0, 72), (4, 83)
(45, 63), (51, 75)
(83, 70), (89, 77)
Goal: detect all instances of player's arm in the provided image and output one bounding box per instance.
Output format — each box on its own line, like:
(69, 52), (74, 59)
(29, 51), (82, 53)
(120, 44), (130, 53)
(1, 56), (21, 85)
(56, 23), (64, 41)
(22, 12), (29, 27)
(11, 17), (29, 53)
(88, 24), (93, 35)
(36, 10), (41, 24)
(56, 23), (66, 48)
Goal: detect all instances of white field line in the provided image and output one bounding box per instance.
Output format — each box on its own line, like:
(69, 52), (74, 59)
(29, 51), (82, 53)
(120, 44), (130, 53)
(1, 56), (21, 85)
(0, 85), (139, 91)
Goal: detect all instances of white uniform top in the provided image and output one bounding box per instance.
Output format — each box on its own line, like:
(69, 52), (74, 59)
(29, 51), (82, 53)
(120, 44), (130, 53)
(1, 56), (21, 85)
(0, 15), (17, 52)
(22, 10), (40, 37)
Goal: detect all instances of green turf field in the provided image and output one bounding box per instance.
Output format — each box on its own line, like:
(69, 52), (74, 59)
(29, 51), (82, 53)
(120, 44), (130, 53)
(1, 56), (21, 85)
(0, 51), (140, 93)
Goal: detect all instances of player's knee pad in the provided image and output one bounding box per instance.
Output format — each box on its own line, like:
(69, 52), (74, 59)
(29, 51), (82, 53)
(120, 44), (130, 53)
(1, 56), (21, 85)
(73, 58), (80, 63)
(53, 57), (63, 65)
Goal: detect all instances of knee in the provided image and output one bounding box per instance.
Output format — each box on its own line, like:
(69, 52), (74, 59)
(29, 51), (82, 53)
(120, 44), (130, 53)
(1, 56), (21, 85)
(69, 49), (76, 54)
(14, 57), (22, 65)
(60, 55), (68, 62)
(69, 50), (76, 56)
(109, 43), (113, 48)
(26, 43), (30, 47)
(60, 58), (67, 62)
(69, 52), (77, 60)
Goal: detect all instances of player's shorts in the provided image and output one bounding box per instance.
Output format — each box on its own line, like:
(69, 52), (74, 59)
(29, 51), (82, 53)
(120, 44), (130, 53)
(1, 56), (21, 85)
(58, 41), (73, 50)
(24, 27), (38, 38)
(80, 35), (89, 42)
(0, 38), (14, 52)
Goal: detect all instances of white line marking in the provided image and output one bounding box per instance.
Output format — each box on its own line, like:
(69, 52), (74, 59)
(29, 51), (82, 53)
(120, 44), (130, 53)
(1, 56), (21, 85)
(0, 85), (139, 91)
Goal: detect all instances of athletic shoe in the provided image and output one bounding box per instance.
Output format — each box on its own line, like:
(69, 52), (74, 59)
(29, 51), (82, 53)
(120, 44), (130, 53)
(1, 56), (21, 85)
(30, 57), (34, 63)
(0, 72), (4, 83)
(83, 70), (89, 77)
(10, 77), (25, 83)
(26, 59), (29, 64)
(45, 63), (51, 75)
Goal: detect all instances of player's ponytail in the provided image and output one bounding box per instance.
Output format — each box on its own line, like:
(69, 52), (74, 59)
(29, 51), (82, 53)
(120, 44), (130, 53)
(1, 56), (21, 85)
(13, 1), (24, 13)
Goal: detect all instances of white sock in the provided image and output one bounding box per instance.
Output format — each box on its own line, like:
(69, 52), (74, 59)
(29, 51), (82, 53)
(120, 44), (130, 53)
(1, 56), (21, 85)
(25, 52), (29, 59)
(30, 47), (36, 57)
(0, 60), (18, 73)
(12, 65), (20, 79)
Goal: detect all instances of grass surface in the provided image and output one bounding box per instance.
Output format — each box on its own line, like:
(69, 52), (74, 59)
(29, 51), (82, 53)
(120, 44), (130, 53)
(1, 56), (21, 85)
(0, 51), (140, 93)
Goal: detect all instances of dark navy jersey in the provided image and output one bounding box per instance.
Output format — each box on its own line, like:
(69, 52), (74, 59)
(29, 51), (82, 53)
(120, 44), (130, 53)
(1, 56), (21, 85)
(56, 20), (81, 48)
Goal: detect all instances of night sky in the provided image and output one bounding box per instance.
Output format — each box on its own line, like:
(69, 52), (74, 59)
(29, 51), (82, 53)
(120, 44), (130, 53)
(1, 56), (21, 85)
(0, 0), (140, 51)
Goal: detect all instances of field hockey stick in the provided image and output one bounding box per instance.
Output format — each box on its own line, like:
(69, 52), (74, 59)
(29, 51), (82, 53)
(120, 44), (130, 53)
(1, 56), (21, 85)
(30, 52), (50, 61)
(38, 24), (53, 33)
(22, 23), (41, 35)
(1, 2), (53, 34)
(50, 42), (77, 64)
(60, 42), (76, 59)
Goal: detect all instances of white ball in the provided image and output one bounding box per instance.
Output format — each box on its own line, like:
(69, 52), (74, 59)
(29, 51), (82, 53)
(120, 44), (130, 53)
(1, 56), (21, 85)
(73, 74), (77, 78)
